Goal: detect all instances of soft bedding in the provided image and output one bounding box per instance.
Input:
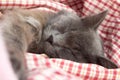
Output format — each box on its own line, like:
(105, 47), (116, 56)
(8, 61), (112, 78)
(0, 0), (120, 80)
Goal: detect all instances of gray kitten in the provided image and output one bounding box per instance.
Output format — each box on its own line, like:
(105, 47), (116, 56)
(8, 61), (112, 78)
(32, 10), (118, 69)
(0, 9), (118, 80)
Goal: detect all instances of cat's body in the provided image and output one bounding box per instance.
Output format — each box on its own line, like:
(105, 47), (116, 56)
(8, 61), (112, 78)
(0, 9), (53, 80)
(0, 9), (118, 80)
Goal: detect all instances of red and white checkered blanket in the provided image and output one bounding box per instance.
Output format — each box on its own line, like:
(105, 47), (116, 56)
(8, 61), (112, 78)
(0, 0), (120, 80)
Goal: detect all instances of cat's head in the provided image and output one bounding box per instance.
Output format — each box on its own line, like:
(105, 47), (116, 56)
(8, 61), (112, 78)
(39, 10), (118, 68)
(40, 10), (107, 56)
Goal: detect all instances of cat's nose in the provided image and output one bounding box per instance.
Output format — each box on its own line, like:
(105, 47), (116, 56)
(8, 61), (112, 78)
(46, 35), (53, 44)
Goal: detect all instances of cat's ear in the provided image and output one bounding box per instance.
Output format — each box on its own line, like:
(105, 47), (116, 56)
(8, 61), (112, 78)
(97, 56), (118, 69)
(25, 16), (42, 42)
(81, 10), (107, 30)
(25, 16), (42, 29)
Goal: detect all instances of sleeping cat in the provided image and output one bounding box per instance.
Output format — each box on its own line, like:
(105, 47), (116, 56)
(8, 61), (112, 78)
(0, 9), (118, 80)
(0, 8), (53, 80)
(30, 10), (118, 69)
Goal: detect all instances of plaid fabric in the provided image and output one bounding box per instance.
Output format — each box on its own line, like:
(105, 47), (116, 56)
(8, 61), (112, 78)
(0, 0), (120, 80)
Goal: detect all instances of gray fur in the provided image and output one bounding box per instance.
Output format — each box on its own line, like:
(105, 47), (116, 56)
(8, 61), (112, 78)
(0, 9), (118, 80)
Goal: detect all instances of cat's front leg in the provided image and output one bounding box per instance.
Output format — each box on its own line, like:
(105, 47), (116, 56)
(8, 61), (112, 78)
(10, 51), (26, 80)
(2, 27), (28, 80)
(0, 9), (45, 79)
